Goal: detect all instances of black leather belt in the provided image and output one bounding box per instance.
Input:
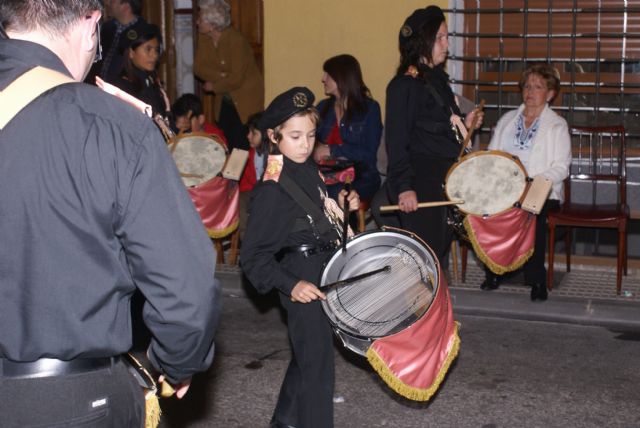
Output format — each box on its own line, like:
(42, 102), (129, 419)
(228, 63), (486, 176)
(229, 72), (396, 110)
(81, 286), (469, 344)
(279, 242), (338, 258)
(0, 357), (116, 379)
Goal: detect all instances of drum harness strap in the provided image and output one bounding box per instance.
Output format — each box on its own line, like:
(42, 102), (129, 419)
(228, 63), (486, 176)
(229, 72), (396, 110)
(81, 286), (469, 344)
(0, 66), (75, 130)
(277, 170), (339, 258)
(423, 80), (466, 150)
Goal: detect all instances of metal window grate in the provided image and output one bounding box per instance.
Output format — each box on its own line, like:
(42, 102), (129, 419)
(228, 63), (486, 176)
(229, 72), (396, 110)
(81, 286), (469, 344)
(445, 1), (640, 147)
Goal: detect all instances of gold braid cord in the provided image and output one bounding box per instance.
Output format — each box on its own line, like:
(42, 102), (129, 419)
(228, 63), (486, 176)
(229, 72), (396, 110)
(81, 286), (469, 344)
(206, 219), (239, 239)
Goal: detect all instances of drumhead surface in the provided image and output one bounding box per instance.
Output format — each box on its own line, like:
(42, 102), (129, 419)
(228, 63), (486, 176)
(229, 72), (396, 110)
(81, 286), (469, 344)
(320, 230), (438, 350)
(169, 134), (227, 187)
(445, 151), (527, 216)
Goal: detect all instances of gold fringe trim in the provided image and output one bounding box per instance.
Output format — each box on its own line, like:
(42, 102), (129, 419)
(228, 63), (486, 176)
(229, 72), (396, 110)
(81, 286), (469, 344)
(366, 322), (461, 401)
(207, 219), (239, 239)
(145, 390), (161, 428)
(463, 217), (533, 275)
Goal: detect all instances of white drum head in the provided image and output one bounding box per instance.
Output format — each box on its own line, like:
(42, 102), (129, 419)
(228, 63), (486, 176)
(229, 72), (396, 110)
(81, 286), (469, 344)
(169, 133), (227, 187)
(320, 229), (438, 355)
(445, 151), (527, 216)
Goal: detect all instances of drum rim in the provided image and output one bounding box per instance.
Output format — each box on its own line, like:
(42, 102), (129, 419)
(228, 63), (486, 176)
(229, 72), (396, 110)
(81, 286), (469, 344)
(168, 131), (228, 187)
(167, 131), (228, 153)
(320, 227), (440, 341)
(444, 149), (528, 216)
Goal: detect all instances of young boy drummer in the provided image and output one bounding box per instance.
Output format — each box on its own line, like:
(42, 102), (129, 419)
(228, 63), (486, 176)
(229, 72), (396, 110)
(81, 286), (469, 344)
(240, 87), (359, 428)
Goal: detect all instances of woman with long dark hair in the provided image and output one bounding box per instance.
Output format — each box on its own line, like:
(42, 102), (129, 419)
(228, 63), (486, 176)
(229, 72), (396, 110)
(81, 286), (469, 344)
(314, 54), (383, 201)
(385, 6), (482, 266)
(113, 21), (170, 119)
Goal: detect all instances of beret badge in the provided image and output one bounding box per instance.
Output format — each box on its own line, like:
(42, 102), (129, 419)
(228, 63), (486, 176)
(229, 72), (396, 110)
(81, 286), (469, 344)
(292, 92), (308, 108)
(127, 29), (138, 41)
(400, 25), (413, 38)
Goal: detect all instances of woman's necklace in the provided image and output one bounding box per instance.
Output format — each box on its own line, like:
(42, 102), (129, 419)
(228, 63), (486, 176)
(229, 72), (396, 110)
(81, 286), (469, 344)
(514, 113), (540, 150)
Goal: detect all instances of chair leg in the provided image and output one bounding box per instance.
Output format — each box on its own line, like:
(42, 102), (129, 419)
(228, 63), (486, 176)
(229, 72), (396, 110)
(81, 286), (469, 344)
(461, 243), (468, 283)
(623, 226), (628, 276)
(617, 228), (624, 295)
(213, 239), (224, 265)
(564, 226), (572, 273)
(548, 222), (556, 291)
(229, 229), (240, 266)
(450, 241), (459, 282)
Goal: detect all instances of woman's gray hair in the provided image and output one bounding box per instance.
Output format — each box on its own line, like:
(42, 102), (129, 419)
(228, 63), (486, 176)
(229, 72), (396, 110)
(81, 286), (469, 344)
(198, 0), (231, 31)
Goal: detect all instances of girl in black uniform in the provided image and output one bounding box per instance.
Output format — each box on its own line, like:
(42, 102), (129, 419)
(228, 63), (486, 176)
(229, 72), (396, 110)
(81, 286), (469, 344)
(385, 6), (482, 266)
(113, 21), (170, 118)
(240, 87), (359, 428)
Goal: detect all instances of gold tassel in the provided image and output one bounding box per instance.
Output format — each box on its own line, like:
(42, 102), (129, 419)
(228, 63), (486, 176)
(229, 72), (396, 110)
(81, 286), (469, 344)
(145, 389), (162, 428)
(366, 322), (461, 401)
(125, 353), (163, 428)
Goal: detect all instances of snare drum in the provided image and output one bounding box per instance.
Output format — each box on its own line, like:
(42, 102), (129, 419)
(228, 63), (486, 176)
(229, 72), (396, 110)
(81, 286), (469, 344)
(320, 228), (460, 402)
(445, 150), (527, 217)
(320, 228), (439, 356)
(168, 132), (227, 187)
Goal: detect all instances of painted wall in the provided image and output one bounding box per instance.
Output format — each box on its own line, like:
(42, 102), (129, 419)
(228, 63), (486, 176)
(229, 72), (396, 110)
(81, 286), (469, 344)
(263, 0), (447, 115)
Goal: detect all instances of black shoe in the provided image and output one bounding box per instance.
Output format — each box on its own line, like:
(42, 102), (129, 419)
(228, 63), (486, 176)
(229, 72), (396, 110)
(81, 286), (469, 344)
(270, 419), (297, 428)
(480, 277), (500, 290)
(530, 283), (548, 301)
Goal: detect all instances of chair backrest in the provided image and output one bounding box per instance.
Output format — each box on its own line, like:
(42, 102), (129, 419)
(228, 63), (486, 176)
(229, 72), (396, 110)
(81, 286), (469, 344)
(566, 125), (626, 206)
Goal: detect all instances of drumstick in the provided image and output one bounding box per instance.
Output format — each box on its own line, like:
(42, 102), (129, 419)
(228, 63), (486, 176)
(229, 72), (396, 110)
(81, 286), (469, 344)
(342, 177), (351, 253)
(380, 200), (464, 212)
(179, 172), (204, 179)
(319, 265), (391, 290)
(458, 99), (485, 159)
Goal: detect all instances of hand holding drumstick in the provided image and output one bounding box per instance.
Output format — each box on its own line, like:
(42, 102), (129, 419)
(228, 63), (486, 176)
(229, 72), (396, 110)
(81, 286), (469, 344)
(458, 100), (485, 158)
(381, 199), (464, 213)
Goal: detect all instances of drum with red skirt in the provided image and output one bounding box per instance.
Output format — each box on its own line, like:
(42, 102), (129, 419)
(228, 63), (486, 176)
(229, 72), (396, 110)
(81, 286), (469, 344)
(320, 227), (460, 402)
(444, 150), (538, 274)
(169, 132), (239, 238)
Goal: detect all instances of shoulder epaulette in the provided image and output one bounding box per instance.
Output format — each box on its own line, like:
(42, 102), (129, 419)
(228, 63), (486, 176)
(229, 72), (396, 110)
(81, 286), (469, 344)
(263, 154), (284, 182)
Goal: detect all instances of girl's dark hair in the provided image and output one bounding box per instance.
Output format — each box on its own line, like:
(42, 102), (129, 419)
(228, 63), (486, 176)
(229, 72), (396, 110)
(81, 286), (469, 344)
(122, 33), (160, 93)
(396, 15), (445, 77)
(246, 111), (267, 155)
(172, 93), (204, 118)
(320, 54), (372, 123)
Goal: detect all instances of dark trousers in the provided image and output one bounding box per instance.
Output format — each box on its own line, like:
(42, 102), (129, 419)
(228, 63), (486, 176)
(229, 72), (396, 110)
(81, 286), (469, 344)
(486, 199), (560, 286)
(398, 158), (454, 269)
(274, 294), (334, 428)
(0, 358), (144, 428)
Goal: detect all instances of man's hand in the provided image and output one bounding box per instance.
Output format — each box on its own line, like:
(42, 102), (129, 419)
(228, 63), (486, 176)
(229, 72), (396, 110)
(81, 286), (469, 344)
(158, 375), (192, 399)
(397, 190), (418, 212)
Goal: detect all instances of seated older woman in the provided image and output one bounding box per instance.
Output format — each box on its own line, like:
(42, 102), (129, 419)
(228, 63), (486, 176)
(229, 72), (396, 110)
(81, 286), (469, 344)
(481, 64), (572, 301)
(194, 0), (264, 149)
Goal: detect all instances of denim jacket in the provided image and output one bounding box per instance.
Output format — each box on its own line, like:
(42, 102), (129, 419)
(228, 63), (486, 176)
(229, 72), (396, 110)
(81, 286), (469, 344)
(316, 97), (383, 199)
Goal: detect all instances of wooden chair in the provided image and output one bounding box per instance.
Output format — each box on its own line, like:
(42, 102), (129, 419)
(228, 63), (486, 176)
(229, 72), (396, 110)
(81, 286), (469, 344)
(213, 228), (240, 265)
(448, 239), (469, 283)
(547, 125), (628, 294)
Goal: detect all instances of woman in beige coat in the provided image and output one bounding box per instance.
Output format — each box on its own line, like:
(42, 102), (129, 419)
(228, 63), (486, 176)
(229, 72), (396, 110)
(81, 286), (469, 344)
(194, 0), (264, 126)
